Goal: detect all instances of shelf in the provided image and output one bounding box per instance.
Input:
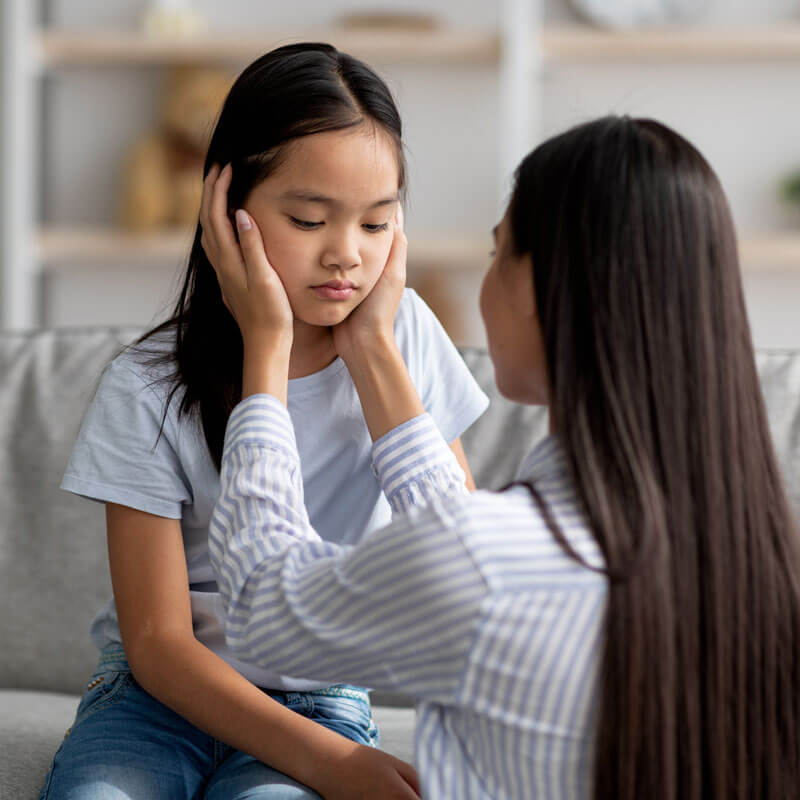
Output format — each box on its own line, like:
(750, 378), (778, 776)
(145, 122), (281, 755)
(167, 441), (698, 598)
(36, 227), (800, 273)
(36, 28), (500, 67)
(36, 227), (492, 272)
(36, 24), (800, 69)
(738, 233), (800, 271)
(543, 24), (800, 62)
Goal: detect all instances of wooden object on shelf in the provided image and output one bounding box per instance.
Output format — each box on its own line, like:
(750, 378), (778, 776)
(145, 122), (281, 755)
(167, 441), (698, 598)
(121, 67), (232, 232)
(409, 272), (468, 344)
(336, 11), (441, 32)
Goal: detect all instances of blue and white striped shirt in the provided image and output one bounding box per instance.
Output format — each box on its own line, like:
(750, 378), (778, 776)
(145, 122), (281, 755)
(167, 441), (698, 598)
(209, 395), (608, 799)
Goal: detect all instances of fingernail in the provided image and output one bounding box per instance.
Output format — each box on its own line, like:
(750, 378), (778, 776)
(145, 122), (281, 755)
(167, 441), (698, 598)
(395, 206), (404, 230)
(235, 209), (251, 231)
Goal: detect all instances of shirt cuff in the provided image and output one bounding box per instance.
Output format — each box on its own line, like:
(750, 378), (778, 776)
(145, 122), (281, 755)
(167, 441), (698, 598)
(224, 394), (298, 459)
(371, 413), (465, 502)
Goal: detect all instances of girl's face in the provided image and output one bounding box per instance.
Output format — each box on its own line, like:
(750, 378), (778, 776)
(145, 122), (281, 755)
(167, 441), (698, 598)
(243, 126), (400, 329)
(480, 211), (549, 405)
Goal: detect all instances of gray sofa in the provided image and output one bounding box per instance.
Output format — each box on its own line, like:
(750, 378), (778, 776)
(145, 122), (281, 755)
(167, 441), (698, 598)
(1, 328), (798, 799)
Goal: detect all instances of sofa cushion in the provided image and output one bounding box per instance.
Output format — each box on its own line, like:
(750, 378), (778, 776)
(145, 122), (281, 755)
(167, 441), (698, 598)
(0, 690), (78, 800)
(0, 329), (140, 695)
(1, 330), (798, 703)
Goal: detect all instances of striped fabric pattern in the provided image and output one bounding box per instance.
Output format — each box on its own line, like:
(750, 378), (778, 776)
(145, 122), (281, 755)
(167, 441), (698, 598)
(210, 394), (608, 799)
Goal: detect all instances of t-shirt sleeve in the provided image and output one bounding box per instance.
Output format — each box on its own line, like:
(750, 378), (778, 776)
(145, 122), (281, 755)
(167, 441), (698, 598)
(60, 357), (192, 519)
(396, 288), (490, 444)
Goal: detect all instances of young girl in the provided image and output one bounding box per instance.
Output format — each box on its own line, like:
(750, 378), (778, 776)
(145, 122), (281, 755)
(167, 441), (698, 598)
(40, 44), (488, 799)
(206, 115), (800, 799)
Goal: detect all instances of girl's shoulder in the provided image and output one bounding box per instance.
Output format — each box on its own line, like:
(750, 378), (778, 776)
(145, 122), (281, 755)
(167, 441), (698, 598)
(107, 328), (176, 385)
(393, 287), (447, 346)
(97, 327), (183, 418)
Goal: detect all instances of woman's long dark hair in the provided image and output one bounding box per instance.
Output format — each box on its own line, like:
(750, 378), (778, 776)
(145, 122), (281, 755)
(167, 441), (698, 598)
(139, 43), (406, 468)
(509, 117), (800, 798)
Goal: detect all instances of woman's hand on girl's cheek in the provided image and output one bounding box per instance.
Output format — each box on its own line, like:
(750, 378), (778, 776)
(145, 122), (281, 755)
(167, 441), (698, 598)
(199, 164), (293, 349)
(332, 213), (407, 360)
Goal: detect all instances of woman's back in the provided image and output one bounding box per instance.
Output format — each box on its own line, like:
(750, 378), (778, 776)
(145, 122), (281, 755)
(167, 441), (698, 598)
(415, 437), (606, 799)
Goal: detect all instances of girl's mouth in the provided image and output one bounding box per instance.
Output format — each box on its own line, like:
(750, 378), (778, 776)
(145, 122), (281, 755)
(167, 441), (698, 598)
(312, 280), (356, 300)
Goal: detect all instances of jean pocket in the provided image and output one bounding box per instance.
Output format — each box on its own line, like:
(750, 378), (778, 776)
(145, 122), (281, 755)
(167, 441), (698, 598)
(73, 668), (132, 725)
(311, 693), (380, 747)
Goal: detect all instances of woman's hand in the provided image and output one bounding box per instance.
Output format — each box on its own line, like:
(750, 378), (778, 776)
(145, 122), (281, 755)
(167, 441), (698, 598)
(332, 209), (407, 364)
(200, 163), (293, 349)
(200, 163), (294, 403)
(319, 743), (420, 800)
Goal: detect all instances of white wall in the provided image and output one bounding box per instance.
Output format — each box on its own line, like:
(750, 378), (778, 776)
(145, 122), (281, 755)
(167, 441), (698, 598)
(38, 0), (800, 347)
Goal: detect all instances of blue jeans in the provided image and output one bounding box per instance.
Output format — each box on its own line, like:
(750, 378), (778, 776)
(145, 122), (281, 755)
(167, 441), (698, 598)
(39, 646), (378, 799)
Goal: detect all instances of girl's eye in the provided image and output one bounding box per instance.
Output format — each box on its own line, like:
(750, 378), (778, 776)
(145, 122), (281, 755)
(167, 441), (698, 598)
(289, 216), (323, 230)
(363, 223), (390, 233)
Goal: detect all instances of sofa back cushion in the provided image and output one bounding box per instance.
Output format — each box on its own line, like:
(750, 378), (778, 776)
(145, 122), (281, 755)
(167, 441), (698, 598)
(0, 329), (139, 694)
(0, 330), (798, 695)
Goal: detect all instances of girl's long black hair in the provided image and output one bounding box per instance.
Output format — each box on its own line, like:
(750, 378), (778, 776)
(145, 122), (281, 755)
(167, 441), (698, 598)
(138, 43), (406, 468)
(509, 116), (800, 798)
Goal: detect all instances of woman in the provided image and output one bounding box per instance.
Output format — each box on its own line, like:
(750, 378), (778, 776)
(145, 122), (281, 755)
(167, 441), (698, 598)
(205, 116), (800, 798)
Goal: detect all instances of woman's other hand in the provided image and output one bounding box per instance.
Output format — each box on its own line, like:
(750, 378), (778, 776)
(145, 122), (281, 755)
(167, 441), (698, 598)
(332, 208), (407, 363)
(200, 163), (293, 350)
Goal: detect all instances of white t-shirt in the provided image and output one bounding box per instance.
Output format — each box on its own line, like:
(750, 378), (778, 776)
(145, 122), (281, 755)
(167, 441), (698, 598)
(61, 289), (489, 690)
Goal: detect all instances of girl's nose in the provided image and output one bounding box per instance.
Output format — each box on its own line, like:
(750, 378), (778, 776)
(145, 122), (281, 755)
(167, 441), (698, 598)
(321, 229), (361, 271)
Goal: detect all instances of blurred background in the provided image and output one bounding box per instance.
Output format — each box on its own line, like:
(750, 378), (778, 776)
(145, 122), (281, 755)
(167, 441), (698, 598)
(1, 0), (800, 346)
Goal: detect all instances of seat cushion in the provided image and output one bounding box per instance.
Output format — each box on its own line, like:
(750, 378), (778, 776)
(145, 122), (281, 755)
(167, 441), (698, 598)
(370, 705), (416, 764)
(0, 688), (415, 799)
(0, 689), (78, 800)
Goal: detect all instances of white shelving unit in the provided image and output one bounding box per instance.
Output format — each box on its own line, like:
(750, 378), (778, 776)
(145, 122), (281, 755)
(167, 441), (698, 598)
(3, 2), (800, 329)
(2, 0), (541, 329)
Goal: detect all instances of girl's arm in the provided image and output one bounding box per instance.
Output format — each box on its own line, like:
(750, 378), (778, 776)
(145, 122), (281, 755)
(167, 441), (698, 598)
(107, 503), (419, 800)
(209, 396), (485, 695)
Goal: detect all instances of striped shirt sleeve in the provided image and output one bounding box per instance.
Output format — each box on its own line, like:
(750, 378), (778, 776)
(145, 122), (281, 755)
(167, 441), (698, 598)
(208, 394), (487, 698)
(371, 412), (470, 514)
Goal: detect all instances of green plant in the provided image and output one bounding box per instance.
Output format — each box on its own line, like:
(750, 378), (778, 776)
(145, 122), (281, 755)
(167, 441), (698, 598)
(780, 169), (800, 206)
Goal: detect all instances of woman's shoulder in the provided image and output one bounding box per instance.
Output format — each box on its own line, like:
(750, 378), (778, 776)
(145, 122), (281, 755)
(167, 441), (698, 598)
(446, 485), (607, 585)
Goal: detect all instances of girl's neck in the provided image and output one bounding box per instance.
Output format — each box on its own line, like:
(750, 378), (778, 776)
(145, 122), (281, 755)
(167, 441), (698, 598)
(288, 320), (338, 380)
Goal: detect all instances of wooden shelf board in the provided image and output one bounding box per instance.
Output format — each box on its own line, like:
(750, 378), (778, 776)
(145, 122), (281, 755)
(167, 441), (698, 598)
(36, 25), (800, 68)
(36, 227), (492, 271)
(542, 24), (800, 62)
(738, 233), (800, 271)
(36, 227), (800, 273)
(37, 28), (500, 67)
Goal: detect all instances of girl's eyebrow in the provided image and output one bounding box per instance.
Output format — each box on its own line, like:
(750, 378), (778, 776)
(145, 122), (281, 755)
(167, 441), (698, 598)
(281, 190), (399, 209)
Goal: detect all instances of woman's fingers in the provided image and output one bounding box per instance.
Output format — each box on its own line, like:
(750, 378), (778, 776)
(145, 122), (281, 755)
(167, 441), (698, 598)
(234, 210), (270, 283)
(383, 221), (408, 289)
(209, 163), (239, 253)
(199, 163), (220, 236)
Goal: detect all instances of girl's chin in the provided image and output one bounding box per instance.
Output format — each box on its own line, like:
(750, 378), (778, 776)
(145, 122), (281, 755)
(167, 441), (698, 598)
(294, 305), (354, 329)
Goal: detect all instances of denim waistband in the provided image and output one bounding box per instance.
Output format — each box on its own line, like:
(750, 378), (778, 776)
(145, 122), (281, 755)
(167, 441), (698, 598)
(96, 644), (368, 701)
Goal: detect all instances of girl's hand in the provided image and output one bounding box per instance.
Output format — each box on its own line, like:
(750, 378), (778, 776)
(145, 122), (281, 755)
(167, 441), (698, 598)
(332, 209), (407, 363)
(320, 744), (420, 800)
(200, 163), (293, 350)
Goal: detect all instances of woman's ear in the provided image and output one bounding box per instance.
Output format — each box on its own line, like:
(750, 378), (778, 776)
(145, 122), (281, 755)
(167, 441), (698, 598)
(507, 252), (537, 321)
